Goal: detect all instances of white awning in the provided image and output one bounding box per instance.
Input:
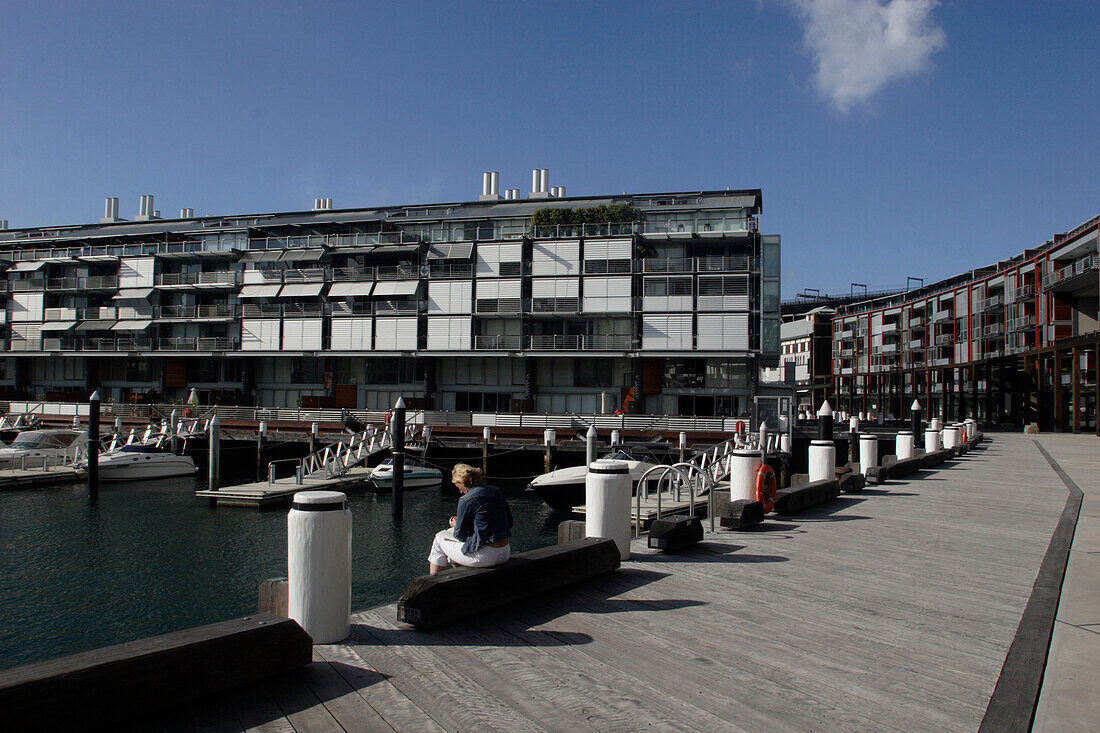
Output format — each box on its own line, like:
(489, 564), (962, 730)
(371, 280), (420, 297)
(427, 243), (474, 260)
(238, 250), (283, 262)
(277, 283), (325, 298)
(112, 288), (154, 300)
(111, 320), (153, 331)
(278, 248), (324, 263)
(328, 282), (375, 297)
(238, 284), (283, 298)
(40, 322), (77, 332)
(74, 320), (117, 332)
(11, 261), (46, 271)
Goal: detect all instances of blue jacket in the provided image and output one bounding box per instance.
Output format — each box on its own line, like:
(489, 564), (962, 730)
(453, 484), (513, 555)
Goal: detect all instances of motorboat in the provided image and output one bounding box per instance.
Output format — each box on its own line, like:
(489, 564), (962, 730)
(527, 448), (668, 511)
(0, 429), (87, 469)
(84, 443), (198, 481)
(369, 458), (443, 490)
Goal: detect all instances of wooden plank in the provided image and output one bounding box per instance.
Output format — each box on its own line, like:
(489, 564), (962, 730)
(315, 642), (442, 732)
(227, 679), (295, 733)
(297, 659), (394, 732)
(264, 668), (344, 732)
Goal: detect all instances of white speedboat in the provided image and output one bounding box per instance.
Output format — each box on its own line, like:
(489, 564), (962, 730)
(369, 458), (443, 490)
(86, 444), (198, 481)
(0, 429), (87, 468)
(527, 448), (667, 511)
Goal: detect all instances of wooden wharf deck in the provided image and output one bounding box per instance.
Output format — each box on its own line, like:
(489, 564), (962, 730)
(130, 433), (1084, 731)
(574, 494), (714, 527)
(195, 466), (377, 508)
(0, 465), (84, 490)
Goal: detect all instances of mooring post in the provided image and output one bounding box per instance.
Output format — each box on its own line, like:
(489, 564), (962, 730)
(585, 459), (631, 561)
(586, 425), (597, 470)
(482, 426), (491, 473)
(257, 421), (267, 483)
(678, 431), (687, 464)
(87, 391), (100, 501)
(817, 399), (833, 441)
(287, 490), (351, 644)
(910, 399), (922, 438)
(611, 429), (620, 447)
(391, 397), (406, 520)
(543, 428), (555, 474)
(170, 409), (179, 453)
(208, 414), (220, 492)
(309, 422), (319, 456)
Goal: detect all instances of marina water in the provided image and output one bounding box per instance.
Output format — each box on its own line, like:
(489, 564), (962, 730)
(0, 475), (563, 670)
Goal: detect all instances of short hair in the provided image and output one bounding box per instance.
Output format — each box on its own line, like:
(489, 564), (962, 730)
(451, 463), (482, 488)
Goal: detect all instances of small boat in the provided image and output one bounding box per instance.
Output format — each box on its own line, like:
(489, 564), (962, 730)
(86, 444), (197, 481)
(369, 458), (443, 490)
(0, 429), (87, 468)
(527, 447), (667, 511)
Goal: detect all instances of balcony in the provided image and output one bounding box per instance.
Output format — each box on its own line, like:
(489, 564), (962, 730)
(10, 278), (46, 291)
(330, 302), (373, 317)
(931, 310), (953, 323)
(1008, 314), (1036, 332)
(373, 300), (419, 315)
(157, 337), (240, 352)
(983, 322), (1005, 337)
(156, 271), (239, 288)
(582, 334), (633, 350)
(531, 297), (580, 314)
(474, 335), (523, 351)
(528, 335), (582, 350)
(641, 257), (694, 274)
(241, 303), (282, 318)
(44, 307), (79, 321)
(531, 221), (638, 239)
(1043, 254), (1098, 291)
(330, 266), (374, 282)
(908, 318), (925, 329)
(376, 265), (420, 281)
(1008, 283), (1035, 302)
(935, 333), (954, 347)
(697, 255), (751, 273)
(875, 343), (899, 355)
(583, 259), (632, 275)
(283, 303), (324, 317)
(639, 217), (757, 238)
(475, 298), (524, 314)
(877, 322), (899, 334)
(282, 268), (326, 283)
(977, 294), (1003, 311)
(427, 263), (474, 279)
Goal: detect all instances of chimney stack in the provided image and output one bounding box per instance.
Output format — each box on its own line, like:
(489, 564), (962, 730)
(136, 194), (158, 220)
(180, 208), (194, 218)
(528, 168), (551, 199)
(0, 220), (7, 230)
(479, 171), (502, 201)
(101, 197), (120, 223)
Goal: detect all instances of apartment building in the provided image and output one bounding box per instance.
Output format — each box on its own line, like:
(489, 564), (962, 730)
(831, 214), (1099, 433)
(0, 177), (780, 418)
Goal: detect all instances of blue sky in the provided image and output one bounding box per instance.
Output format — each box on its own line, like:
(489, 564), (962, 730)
(1, 1), (1096, 296)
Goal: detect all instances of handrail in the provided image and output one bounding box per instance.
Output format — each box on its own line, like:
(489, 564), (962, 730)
(634, 465), (693, 538)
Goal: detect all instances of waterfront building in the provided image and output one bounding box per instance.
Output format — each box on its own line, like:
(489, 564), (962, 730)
(831, 214), (1099, 433)
(0, 176), (780, 418)
(766, 306), (834, 414)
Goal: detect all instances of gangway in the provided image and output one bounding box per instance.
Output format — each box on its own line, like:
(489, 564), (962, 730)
(297, 422), (419, 480)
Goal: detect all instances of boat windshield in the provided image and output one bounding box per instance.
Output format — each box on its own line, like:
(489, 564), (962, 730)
(11, 432), (75, 449)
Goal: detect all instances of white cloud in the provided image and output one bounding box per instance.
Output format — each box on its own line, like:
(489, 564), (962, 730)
(789, 0), (946, 112)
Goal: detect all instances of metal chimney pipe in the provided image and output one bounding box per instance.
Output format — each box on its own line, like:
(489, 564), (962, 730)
(0, 220), (7, 230)
(180, 208), (193, 218)
(539, 169), (549, 193)
(531, 169), (540, 195)
(147, 195), (155, 216)
(138, 195), (147, 217)
(490, 171), (499, 196)
(558, 185), (566, 197)
(482, 172), (491, 196)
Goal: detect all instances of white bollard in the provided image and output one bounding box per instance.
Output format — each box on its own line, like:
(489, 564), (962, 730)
(896, 430), (914, 460)
(925, 427), (941, 453)
(943, 425), (959, 450)
(585, 460), (632, 561)
(808, 440), (835, 483)
(729, 449), (762, 502)
(586, 425), (597, 469)
(543, 428), (554, 446)
(859, 412), (865, 422)
(859, 434), (878, 476)
(930, 417), (942, 431)
(849, 416), (859, 433)
(611, 429), (620, 447)
(287, 490), (351, 644)
(780, 433), (791, 453)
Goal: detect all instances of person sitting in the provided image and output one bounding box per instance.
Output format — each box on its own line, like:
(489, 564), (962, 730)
(428, 463), (512, 574)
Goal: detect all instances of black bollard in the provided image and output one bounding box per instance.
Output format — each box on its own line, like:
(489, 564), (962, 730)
(910, 399), (921, 437)
(87, 391), (100, 501)
(818, 400), (833, 441)
(392, 397), (406, 520)
(256, 421), (267, 483)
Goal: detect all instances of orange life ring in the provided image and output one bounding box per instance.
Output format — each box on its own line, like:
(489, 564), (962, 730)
(755, 464), (777, 513)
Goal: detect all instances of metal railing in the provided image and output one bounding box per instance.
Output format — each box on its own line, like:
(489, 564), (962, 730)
(156, 271), (239, 287)
(473, 335), (523, 350)
(1043, 254), (1098, 290)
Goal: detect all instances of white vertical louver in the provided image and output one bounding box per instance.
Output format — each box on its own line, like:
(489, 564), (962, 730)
(119, 257), (155, 288)
(330, 318), (372, 351)
(427, 281), (473, 314)
(696, 314), (749, 350)
(582, 276), (632, 313)
(241, 320), (281, 350)
(283, 319), (322, 351)
(642, 315), (693, 350)
(427, 317), (472, 350)
(375, 317), (418, 350)
(531, 241), (580, 276)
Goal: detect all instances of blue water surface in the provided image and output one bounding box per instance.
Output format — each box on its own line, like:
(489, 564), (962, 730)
(0, 476), (564, 669)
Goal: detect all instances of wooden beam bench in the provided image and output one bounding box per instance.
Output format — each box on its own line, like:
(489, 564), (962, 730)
(773, 478), (841, 514)
(0, 614), (312, 732)
(397, 537), (621, 628)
